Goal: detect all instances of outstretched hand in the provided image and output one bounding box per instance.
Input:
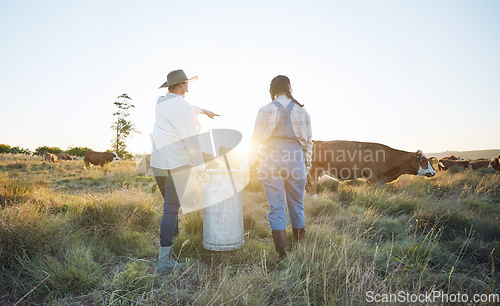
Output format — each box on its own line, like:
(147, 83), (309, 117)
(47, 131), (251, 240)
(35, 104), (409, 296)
(204, 110), (220, 119)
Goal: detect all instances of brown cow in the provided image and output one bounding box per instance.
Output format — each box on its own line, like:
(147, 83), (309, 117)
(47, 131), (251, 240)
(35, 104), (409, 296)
(84, 150), (119, 169)
(441, 155), (464, 161)
(437, 158), (470, 171)
(310, 141), (435, 185)
(44, 153), (58, 163)
(470, 160), (491, 170)
(489, 155), (500, 171)
(57, 153), (73, 160)
(428, 157), (441, 172)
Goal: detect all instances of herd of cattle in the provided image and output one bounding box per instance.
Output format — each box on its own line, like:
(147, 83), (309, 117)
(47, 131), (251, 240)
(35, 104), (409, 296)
(432, 155), (500, 171)
(41, 141), (500, 186)
(43, 153), (73, 163)
(43, 150), (119, 169)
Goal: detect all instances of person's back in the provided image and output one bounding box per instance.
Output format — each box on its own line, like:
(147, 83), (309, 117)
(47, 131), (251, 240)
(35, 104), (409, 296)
(151, 69), (219, 273)
(249, 75), (312, 259)
(151, 92), (200, 170)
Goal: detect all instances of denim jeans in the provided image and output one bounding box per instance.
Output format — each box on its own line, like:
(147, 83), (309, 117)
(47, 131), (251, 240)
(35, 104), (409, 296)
(260, 145), (307, 230)
(153, 166), (191, 247)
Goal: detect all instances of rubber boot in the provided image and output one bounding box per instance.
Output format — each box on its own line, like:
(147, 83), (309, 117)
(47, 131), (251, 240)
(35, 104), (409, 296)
(292, 227), (306, 243)
(271, 229), (287, 259)
(156, 246), (185, 273)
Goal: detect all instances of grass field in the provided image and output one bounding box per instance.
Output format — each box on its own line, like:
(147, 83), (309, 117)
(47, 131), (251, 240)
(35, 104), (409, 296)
(1, 154), (499, 305)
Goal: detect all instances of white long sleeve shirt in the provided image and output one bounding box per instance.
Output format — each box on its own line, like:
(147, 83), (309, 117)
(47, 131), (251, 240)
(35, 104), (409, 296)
(150, 93), (204, 170)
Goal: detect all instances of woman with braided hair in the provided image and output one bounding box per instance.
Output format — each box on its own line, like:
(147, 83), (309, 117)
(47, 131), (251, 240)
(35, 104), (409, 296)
(249, 75), (313, 259)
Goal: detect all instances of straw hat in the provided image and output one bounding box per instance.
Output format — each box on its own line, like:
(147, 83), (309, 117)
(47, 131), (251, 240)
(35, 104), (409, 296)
(159, 69), (198, 88)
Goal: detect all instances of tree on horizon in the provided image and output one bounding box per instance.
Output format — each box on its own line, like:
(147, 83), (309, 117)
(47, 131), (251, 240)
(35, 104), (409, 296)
(110, 93), (139, 158)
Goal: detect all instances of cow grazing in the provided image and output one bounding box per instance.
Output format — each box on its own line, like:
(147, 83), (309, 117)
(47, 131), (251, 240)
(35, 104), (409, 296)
(57, 153), (73, 161)
(441, 155), (464, 161)
(437, 158), (470, 171)
(84, 150), (119, 169)
(470, 160), (491, 170)
(310, 141), (435, 185)
(44, 153), (58, 163)
(489, 155), (500, 171)
(428, 157), (441, 172)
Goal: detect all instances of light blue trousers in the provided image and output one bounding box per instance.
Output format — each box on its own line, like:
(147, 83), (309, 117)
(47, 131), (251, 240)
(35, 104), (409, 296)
(260, 146), (307, 230)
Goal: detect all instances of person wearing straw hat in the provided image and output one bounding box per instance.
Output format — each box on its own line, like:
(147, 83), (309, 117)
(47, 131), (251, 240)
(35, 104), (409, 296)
(151, 69), (219, 273)
(248, 75), (312, 259)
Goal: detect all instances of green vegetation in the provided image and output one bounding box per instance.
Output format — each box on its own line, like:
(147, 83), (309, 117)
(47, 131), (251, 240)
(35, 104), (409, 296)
(0, 154), (499, 304)
(34, 146), (63, 156)
(0, 144), (31, 155)
(65, 146), (93, 157)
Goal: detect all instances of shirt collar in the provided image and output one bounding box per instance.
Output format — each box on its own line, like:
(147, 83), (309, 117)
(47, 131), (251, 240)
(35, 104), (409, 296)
(165, 92), (180, 98)
(157, 92), (183, 104)
(275, 95), (292, 105)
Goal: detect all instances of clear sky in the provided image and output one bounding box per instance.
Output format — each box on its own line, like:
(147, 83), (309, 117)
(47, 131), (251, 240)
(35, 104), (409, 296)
(1, 0), (499, 155)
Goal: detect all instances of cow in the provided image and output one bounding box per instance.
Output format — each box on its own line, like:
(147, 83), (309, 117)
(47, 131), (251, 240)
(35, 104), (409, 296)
(428, 157), (441, 172)
(84, 150), (119, 169)
(57, 153), (73, 160)
(470, 160), (491, 170)
(441, 155), (464, 161)
(310, 141), (435, 187)
(488, 155), (500, 171)
(437, 158), (470, 171)
(44, 153), (58, 163)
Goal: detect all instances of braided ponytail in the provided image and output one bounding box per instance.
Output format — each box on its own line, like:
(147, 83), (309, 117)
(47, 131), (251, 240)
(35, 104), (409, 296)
(286, 92), (303, 107)
(270, 75), (304, 107)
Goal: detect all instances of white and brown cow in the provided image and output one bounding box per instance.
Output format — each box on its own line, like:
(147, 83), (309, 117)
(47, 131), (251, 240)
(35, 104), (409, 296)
(84, 150), (119, 169)
(44, 153), (58, 163)
(488, 155), (500, 171)
(309, 141), (435, 187)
